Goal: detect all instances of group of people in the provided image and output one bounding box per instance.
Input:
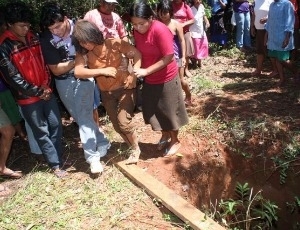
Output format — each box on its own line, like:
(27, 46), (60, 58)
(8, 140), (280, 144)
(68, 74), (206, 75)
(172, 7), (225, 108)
(209, 0), (300, 86)
(0, 0), (191, 196)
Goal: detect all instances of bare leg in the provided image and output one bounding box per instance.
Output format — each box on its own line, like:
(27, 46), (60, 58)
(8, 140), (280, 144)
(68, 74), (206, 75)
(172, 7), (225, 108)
(164, 130), (181, 157)
(179, 67), (192, 104)
(252, 54), (264, 75)
(125, 131), (141, 164)
(0, 124), (15, 174)
(274, 59), (284, 86)
(269, 57), (278, 77)
(14, 122), (27, 140)
(184, 57), (192, 77)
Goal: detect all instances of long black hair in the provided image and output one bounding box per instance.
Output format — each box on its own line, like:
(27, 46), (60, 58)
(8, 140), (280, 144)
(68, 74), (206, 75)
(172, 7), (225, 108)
(129, 1), (156, 20)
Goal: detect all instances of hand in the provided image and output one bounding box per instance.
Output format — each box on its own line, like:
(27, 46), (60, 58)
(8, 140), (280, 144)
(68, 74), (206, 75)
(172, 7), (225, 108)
(133, 68), (148, 78)
(282, 37), (290, 48)
(124, 74), (137, 89)
(259, 17), (267, 24)
(39, 86), (52, 101)
(205, 22), (210, 29)
(103, 67), (117, 78)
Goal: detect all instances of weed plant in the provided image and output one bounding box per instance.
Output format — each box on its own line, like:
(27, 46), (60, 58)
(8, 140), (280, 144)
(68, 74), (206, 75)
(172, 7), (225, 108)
(211, 182), (279, 230)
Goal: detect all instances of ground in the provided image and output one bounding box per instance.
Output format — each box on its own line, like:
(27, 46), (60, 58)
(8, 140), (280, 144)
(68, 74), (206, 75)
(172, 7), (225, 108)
(2, 50), (300, 229)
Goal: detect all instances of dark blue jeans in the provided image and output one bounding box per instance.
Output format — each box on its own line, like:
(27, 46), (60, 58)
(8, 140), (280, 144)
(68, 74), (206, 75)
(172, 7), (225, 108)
(20, 95), (63, 169)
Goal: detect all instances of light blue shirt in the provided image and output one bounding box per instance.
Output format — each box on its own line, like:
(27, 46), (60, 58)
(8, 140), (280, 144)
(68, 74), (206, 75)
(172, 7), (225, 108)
(265, 0), (295, 51)
(209, 0), (228, 14)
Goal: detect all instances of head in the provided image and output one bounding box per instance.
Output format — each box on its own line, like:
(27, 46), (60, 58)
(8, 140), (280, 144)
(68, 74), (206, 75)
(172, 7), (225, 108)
(129, 1), (155, 34)
(72, 20), (105, 54)
(99, 0), (118, 15)
(157, 0), (173, 23)
(4, 1), (33, 38)
(40, 2), (68, 37)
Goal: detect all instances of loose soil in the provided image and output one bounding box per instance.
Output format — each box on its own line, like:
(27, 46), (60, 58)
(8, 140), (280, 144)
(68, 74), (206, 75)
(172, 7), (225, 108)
(3, 51), (300, 229)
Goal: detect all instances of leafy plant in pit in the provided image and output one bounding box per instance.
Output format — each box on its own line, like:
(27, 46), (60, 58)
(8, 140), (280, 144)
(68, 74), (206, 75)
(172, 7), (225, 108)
(212, 182), (279, 230)
(271, 141), (300, 184)
(286, 196), (300, 214)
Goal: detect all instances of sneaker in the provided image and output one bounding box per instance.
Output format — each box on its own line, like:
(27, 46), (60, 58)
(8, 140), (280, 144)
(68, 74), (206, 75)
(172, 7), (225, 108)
(90, 161), (103, 174)
(98, 142), (111, 158)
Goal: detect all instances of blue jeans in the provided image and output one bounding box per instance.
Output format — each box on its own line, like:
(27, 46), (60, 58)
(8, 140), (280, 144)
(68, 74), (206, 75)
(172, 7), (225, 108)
(55, 76), (109, 164)
(20, 96), (62, 169)
(234, 11), (251, 48)
(19, 106), (42, 155)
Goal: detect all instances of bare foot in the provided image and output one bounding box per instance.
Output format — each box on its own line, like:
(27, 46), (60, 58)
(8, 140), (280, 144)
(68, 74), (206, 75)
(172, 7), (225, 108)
(251, 69), (262, 76)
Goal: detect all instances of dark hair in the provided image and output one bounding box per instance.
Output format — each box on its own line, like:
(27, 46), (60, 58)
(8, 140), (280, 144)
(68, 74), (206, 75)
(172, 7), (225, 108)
(4, 1), (33, 24)
(72, 20), (105, 55)
(157, 0), (174, 18)
(40, 1), (67, 31)
(129, 1), (156, 20)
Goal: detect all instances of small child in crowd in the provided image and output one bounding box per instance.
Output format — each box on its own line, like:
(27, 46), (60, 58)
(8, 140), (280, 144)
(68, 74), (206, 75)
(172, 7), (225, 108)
(157, 0), (192, 106)
(190, 0), (210, 68)
(265, 0), (299, 86)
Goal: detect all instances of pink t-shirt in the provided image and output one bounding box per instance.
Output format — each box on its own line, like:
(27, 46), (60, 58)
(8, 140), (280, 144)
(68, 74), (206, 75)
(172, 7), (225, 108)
(84, 9), (127, 39)
(172, 2), (194, 33)
(134, 20), (177, 85)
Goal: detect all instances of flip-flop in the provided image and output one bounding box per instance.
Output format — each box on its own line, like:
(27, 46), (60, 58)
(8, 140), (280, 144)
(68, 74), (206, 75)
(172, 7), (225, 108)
(0, 185), (11, 197)
(125, 149), (141, 165)
(164, 142), (182, 157)
(0, 170), (23, 179)
(52, 169), (68, 178)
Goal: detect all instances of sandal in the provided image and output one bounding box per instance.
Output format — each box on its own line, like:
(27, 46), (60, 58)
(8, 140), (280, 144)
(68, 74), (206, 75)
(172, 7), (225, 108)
(52, 168), (68, 178)
(157, 139), (169, 151)
(125, 149), (141, 165)
(0, 170), (23, 179)
(0, 185), (11, 197)
(164, 142), (182, 157)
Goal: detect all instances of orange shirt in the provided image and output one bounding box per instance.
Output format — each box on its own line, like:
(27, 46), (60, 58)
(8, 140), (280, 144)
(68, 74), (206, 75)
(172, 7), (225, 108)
(87, 38), (137, 91)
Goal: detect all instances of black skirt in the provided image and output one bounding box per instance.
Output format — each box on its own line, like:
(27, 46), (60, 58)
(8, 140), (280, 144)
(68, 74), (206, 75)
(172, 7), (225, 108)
(142, 75), (188, 131)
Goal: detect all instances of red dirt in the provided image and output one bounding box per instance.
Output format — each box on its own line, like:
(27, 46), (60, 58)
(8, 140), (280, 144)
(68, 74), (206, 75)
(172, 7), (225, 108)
(3, 53), (300, 229)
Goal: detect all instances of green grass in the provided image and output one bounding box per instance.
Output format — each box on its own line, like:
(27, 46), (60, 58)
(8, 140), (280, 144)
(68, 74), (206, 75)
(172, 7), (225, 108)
(0, 166), (160, 230)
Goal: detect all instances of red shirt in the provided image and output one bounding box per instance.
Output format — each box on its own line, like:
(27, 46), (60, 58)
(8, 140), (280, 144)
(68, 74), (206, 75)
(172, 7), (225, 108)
(133, 20), (177, 84)
(172, 1), (194, 33)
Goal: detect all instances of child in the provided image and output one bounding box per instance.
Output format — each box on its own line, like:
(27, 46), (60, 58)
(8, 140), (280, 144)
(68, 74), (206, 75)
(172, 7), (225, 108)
(265, 0), (299, 86)
(157, 0), (192, 106)
(190, 0), (210, 68)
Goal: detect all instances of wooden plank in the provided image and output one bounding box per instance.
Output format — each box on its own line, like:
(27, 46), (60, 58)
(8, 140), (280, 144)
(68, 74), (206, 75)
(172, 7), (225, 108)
(116, 161), (226, 230)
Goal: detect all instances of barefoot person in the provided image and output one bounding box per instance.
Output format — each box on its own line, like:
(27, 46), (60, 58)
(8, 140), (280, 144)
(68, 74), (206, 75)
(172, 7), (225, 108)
(265, 0), (298, 86)
(130, 2), (188, 157)
(72, 20), (142, 164)
(0, 103), (23, 180)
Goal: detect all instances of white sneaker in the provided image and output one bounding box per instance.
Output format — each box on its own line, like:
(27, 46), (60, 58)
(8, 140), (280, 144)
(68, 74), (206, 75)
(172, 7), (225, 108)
(90, 161), (103, 174)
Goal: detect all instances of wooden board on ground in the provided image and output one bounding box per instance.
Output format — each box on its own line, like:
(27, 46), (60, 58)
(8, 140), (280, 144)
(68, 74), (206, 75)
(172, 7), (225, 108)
(116, 161), (226, 230)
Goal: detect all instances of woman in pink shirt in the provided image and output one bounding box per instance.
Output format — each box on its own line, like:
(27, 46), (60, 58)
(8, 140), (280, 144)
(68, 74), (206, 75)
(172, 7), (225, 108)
(130, 2), (188, 157)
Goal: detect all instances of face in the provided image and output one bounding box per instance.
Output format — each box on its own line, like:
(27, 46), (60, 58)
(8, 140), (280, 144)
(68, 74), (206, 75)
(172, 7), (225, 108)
(48, 17), (67, 37)
(100, 1), (116, 14)
(131, 17), (151, 34)
(158, 11), (171, 23)
(9, 22), (30, 38)
(79, 41), (96, 51)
